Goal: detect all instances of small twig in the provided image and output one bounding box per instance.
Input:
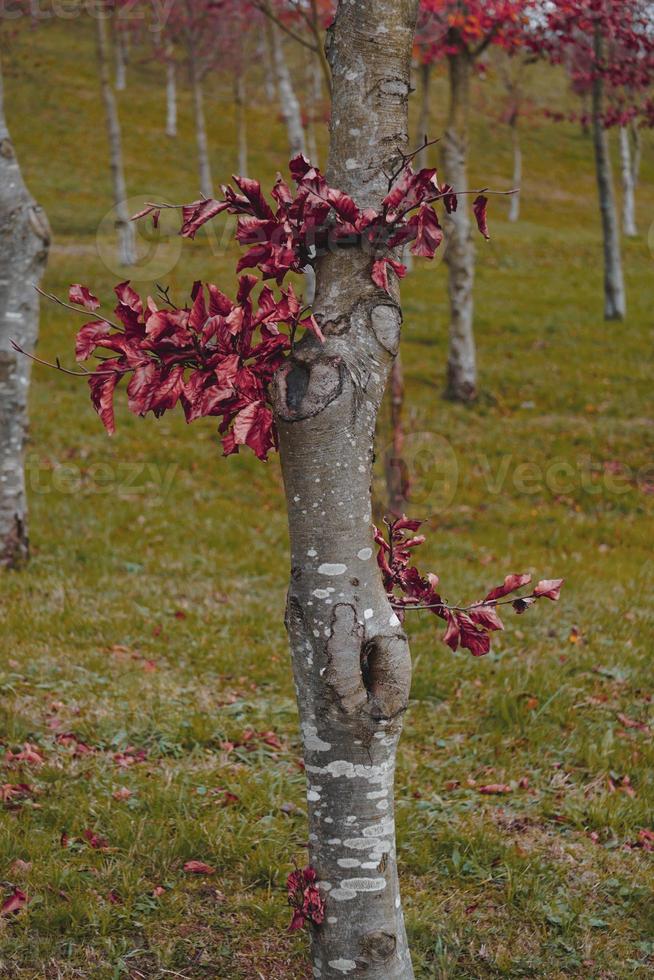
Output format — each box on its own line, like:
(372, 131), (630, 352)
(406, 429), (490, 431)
(10, 340), (131, 380)
(35, 286), (123, 332)
(394, 593), (541, 613)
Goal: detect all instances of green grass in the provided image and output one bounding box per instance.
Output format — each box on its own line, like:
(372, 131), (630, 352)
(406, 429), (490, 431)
(1, 19), (653, 980)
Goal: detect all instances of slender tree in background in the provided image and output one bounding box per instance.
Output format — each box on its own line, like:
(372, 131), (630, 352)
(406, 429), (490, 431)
(95, 5), (136, 265)
(0, 52), (50, 567)
(265, 13), (307, 157)
(532, 0), (654, 321)
(415, 0), (533, 402)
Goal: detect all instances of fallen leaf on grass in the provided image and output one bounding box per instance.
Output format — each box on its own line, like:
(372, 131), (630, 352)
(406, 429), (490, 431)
(617, 713), (650, 733)
(112, 787), (133, 801)
(478, 784), (513, 795)
(4, 743), (44, 766)
(9, 859), (32, 875)
(1, 887), (28, 916)
(1, 783), (33, 804)
(183, 860), (215, 875)
(83, 829), (110, 850)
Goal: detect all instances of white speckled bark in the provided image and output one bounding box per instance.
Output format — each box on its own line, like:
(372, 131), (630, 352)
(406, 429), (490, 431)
(272, 3), (418, 976)
(0, 56), (50, 567)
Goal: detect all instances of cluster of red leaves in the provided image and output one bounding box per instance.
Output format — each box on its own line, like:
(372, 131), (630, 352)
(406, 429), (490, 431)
(287, 865), (325, 931)
(74, 156), (490, 456)
(70, 276), (316, 460)
(531, 0), (654, 125)
(415, 0), (534, 63)
(375, 516), (563, 657)
(139, 155), (489, 295)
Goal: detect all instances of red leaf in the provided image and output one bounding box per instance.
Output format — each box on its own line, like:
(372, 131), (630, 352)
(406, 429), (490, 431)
(485, 573), (532, 603)
(371, 258), (407, 293)
(88, 361), (122, 435)
(75, 321), (112, 361)
(230, 401), (276, 460)
(409, 205), (444, 258)
(69, 284), (100, 311)
(1, 887), (27, 917)
(180, 198), (229, 238)
(473, 195), (490, 240)
(533, 578), (564, 601)
(183, 860), (215, 875)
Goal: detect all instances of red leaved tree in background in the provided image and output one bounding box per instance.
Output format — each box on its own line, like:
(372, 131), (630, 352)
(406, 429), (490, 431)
(415, 0), (535, 402)
(531, 0), (654, 320)
(25, 2), (563, 972)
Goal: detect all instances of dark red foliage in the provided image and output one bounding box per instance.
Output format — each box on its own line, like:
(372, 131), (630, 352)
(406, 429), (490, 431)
(287, 866), (325, 931)
(72, 278), (320, 459)
(167, 155), (487, 296)
(375, 517), (563, 657)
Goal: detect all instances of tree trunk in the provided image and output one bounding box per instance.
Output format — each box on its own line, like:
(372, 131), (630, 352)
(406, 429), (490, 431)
(416, 62), (431, 169)
(619, 125), (637, 237)
(95, 11), (136, 267)
(508, 119), (521, 223)
(114, 25), (127, 91)
(271, 1), (418, 976)
(442, 51), (477, 402)
(267, 18), (306, 158)
(259, 28), (277, 102)
(591, 27), (625, 321)
(234, 69), (248, 178)
(385, 355), (409, 516)
(630, 119), (641, 189)
(306, 53), (322, 166)
(166, 50), (177, 138)
(189, 58), (214, 199)
(0, 57), (50, 568)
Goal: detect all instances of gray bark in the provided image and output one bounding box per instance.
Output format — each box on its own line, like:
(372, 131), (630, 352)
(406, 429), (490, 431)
(619, 125), (637, 237)
(442, 51), (477, 402)
(509, 120), (521, 223)
(189, 58), (214, 199)
(416, 62), (431, 170)
(271, 2), (418, 977)
(114, 26), (127, 91)
(267, 19), (306, 158)
(630, 119), (641, 189)
(592, 28), (625, 321)
(96, 12), (136, 267)
(306, 54), (322, 166)
(259, 29), (277, 102)
(0, 57), (50, 568)
(166, 52), (177, 138)
(234, 70), (248, 178)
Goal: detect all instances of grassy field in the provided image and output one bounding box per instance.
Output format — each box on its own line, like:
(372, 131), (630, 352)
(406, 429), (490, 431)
(1, 19), (653, 979)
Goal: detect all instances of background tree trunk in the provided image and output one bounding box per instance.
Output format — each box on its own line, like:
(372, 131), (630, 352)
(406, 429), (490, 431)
(619, 125), (637, 237)
(306, 52), (322, 166)
(271, 1), (418, 976)
(416, 62), (431, 169)
(189, 58), (214, 199)
(0, 57), (50, 568)
(259, 29), (277, 102)
(630, 119), (641, 189)
(509, 118), (522, 223)
(591, 28), (625, 321)
(386, 355), (409, 516)
(267, 18), (306, 158)
(442, 51), (477, 402)
(166, 49), (177, 138)
(114, 24), (127, 91)
(234, 69), (248, 177)
(96, 11), (136, 267)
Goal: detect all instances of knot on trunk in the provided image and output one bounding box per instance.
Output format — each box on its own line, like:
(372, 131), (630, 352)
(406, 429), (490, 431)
(323, 604), (411, 733)
(371, 305), (401, 355)
(360, 929), (398, 964)
(1, 515), (28, 570)
(272, 356), (344, 423)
